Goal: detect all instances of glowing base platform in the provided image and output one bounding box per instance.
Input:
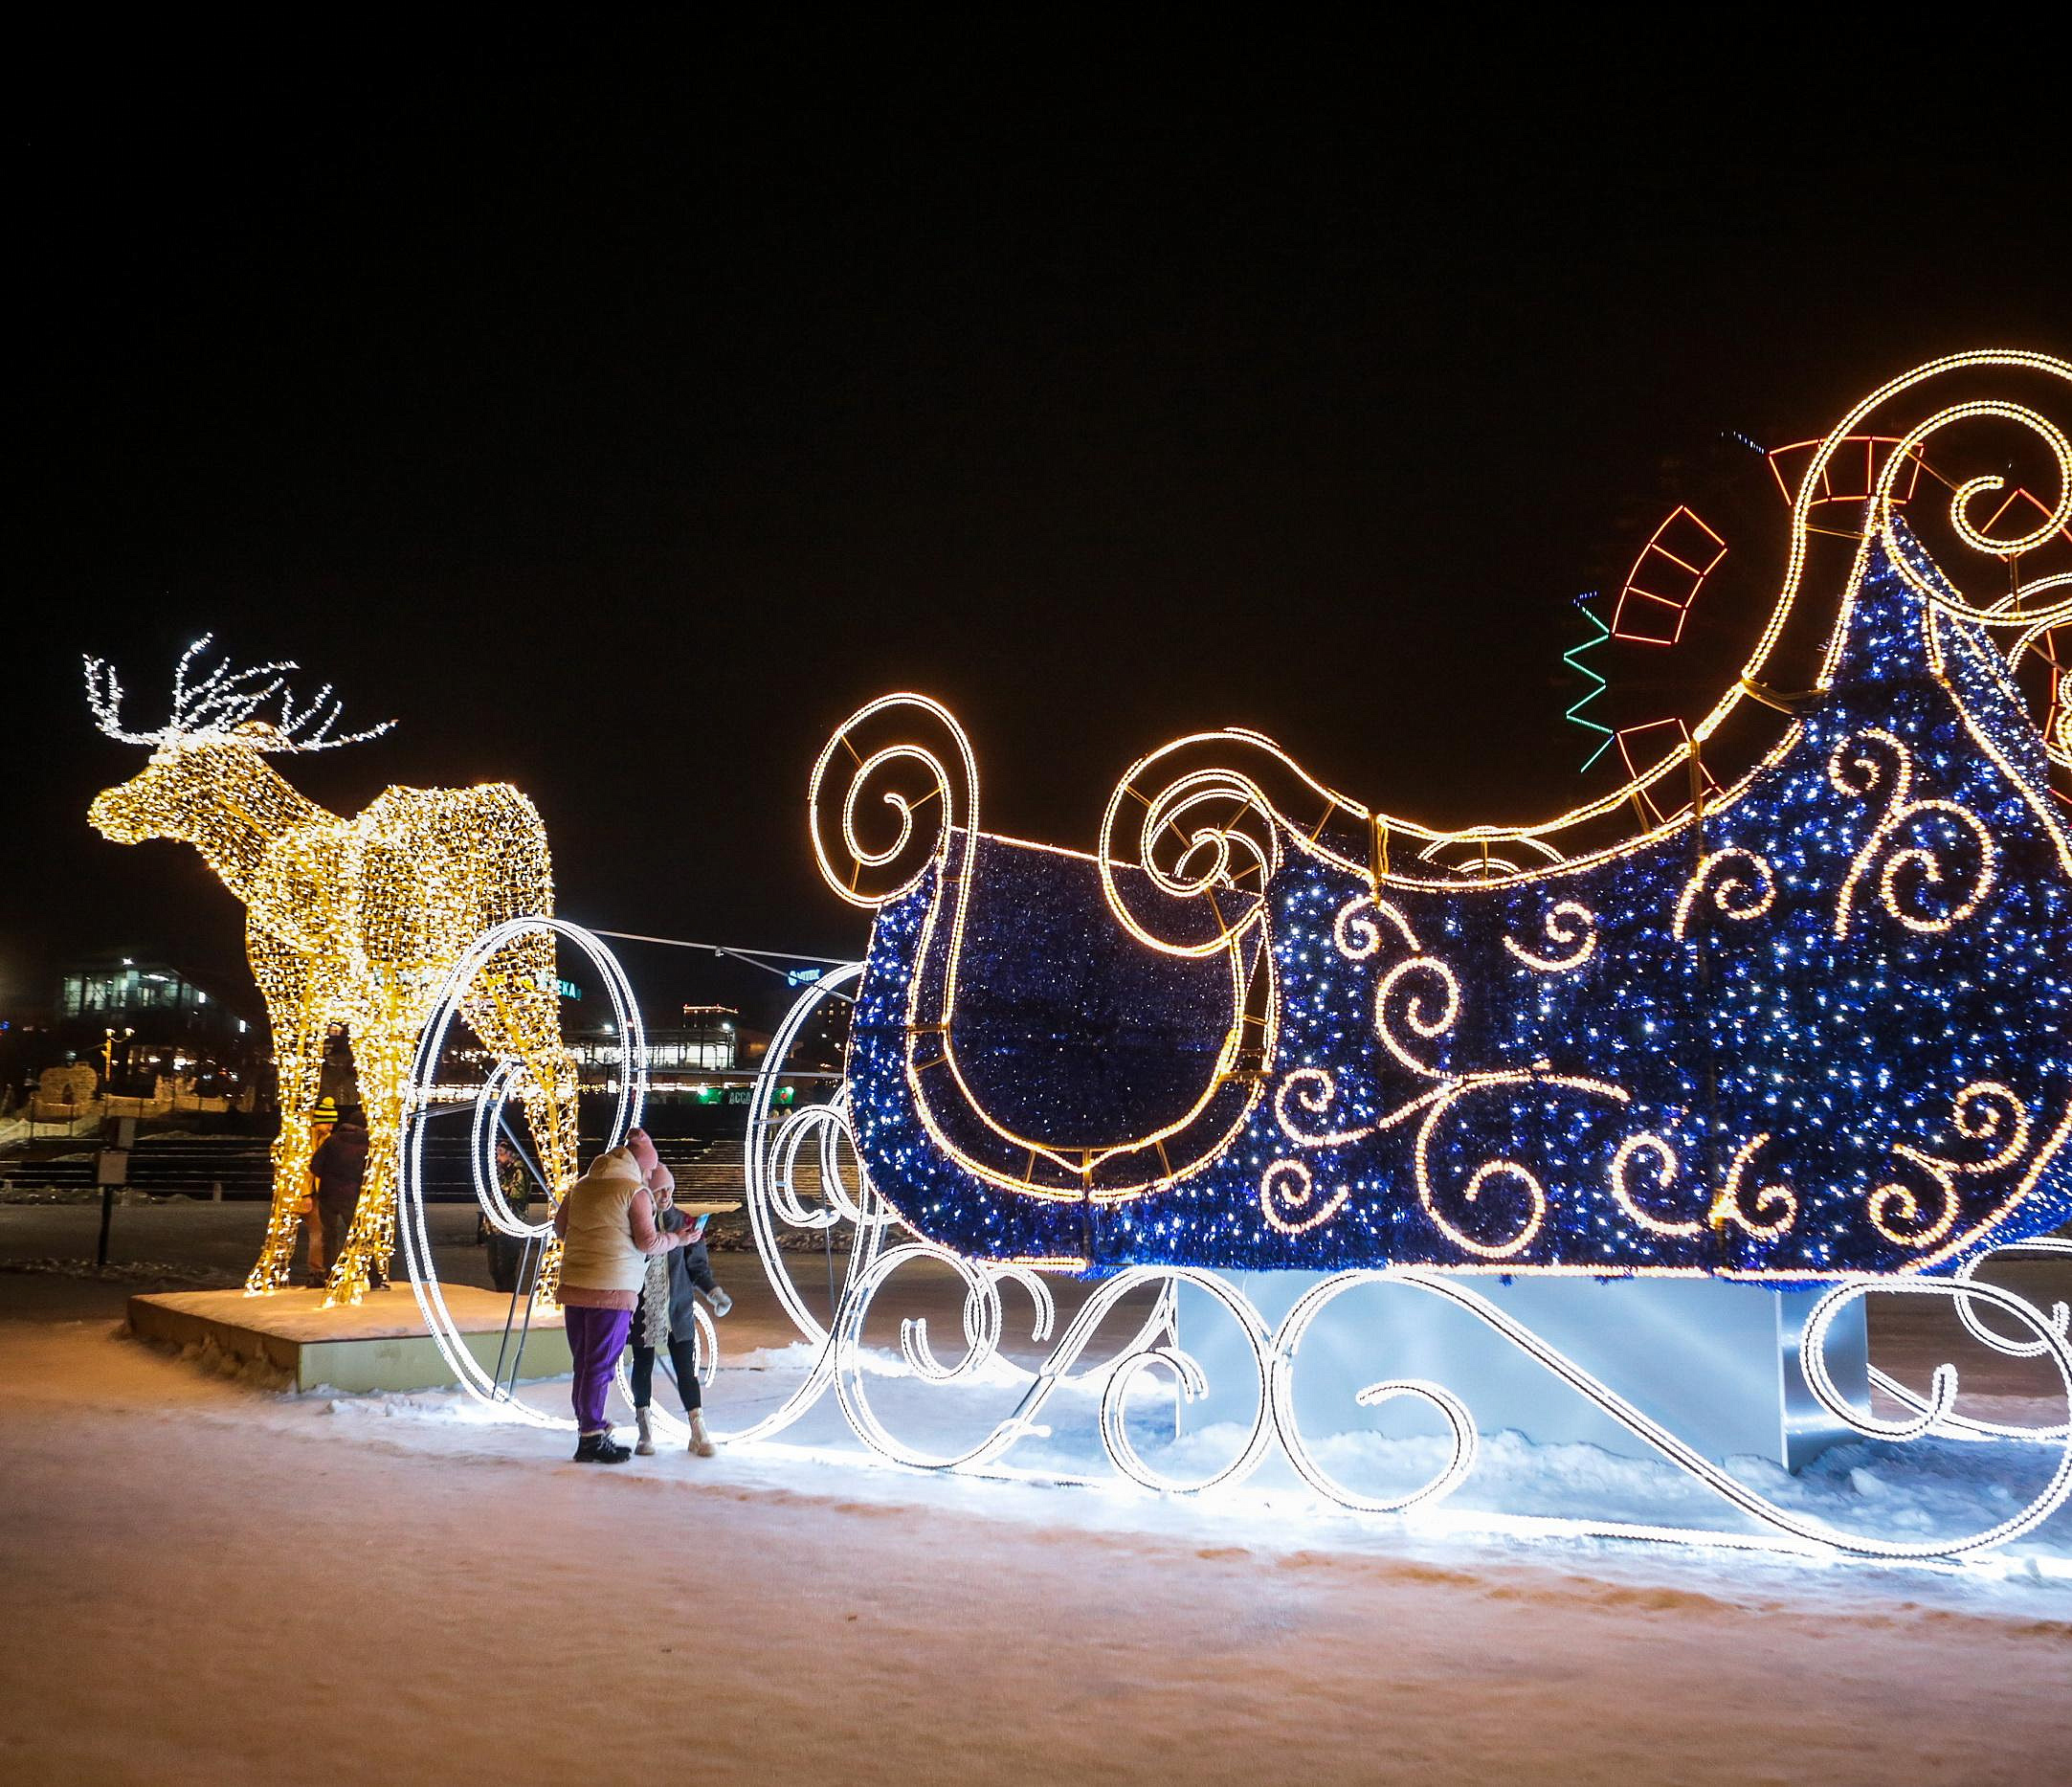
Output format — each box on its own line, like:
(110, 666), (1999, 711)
(1176, 1272), (1871, 1474)
(127, 1285), (572, 1394)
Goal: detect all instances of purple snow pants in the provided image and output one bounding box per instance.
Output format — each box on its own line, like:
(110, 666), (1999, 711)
(564, 1304), (632, 1435)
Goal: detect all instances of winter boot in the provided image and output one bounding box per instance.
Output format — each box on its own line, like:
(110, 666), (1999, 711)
(573, 1430), (632, 1464)
(687, 1410), (717, 1458)
(635, 1407), (656, 1456)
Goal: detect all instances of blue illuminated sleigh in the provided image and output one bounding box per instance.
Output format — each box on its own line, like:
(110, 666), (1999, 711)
(813, 536), (2072, 1285)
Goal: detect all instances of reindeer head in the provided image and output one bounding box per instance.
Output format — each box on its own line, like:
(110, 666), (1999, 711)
(85, 637), (394, 846)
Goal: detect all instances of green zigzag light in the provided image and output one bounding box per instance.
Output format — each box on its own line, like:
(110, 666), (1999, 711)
(1564, 592), (1614, 771)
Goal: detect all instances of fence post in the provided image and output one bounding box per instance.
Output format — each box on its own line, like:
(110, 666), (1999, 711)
(94, 1115), (136, 1268)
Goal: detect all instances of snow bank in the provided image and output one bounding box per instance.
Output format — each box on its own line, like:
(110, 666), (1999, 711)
(4, 1317), (2068, 1786)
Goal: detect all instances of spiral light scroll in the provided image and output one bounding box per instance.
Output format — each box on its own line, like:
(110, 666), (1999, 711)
(1671, 848), (1777, 943)
(1374, 954), (1461, 1079)
(1096, 732), (1306, 957)
(1501, 899), (1597, 972)
(1269, 1272), (1479, 1515)
(1708, 1132), (1797, 1240)
(809, 693), (979, 908)
(1830, 728), (1995, 938)
(1272, 1068), (1375, 1150)
(1405, 1075), (1631, 1262)
(1873, 396), (2072, 631)
(1868, 1082), (2031, 1250)
(1608, 1131), (1704, 1238)
(1259, 1157), (1353, 1235)
(2000, 609), (2072, 789)
(1099, 1271), (1275, 1495)
(1332, 892), (1417, 963)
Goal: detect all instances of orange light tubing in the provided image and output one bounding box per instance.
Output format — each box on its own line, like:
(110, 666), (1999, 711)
(1612, 506), (1728, 646)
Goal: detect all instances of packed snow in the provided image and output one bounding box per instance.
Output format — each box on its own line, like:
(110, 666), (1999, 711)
(4, 1204), (2070, 1783)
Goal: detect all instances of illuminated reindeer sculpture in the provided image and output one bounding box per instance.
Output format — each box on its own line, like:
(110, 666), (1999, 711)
(85, 639), (580, 1303)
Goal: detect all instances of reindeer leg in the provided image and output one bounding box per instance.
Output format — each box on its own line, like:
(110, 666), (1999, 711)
(325, 990), (408, 1307)
(328, 1041), (405, 1307)
(246, 938), (322, 1294)
(461, 940), (580, 1307)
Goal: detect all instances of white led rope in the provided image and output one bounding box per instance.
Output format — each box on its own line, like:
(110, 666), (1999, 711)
(830, 1242), (1051, 1469)
(1097, 1269), (1274, 1495)
(638, 972), (894, 1447)
(1861, 1240), (2072, 1444)
(1950, 1236), (2072, 1360)
(469, 1060), (555, 1240)
(742, 964), (871, 1345)
(717, 1230), (2072, 1558)
(824, 1250), (1272, 1489)
(679, 973), (2072, 1552)
(1269, 1272), (1479, 1514)
(1316, 1268), (2072, 1560)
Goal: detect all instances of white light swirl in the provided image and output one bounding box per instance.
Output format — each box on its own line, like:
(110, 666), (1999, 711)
(469, 1060), (555, 1240)
(1950, 1236), (2072, 1366)
(740, 963), (874, 1347)
(1097, 1271), (1274, 1495)
(1277, 1269), (2072, 1559)
(1269, 1272), (1477, 1514)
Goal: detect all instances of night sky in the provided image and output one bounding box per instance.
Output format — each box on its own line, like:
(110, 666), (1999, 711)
(12, 40), (2069, 1023)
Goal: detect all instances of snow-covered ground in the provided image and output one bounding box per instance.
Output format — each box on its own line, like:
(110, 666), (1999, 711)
(4, 1208), (2070, 1783)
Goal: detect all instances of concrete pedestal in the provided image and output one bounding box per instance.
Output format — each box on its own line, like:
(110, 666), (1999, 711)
(127, 1285), (571, 1394)
(1175, 1271), (1870, 1473)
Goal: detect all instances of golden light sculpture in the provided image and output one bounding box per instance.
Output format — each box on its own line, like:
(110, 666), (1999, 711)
(84, 638), (579, 1304)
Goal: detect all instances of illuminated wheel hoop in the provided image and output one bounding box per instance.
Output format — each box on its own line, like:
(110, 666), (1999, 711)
(650, 966), (1178, 1452)
(397, 918), (647, 1427)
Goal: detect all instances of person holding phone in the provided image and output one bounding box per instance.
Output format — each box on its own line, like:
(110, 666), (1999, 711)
(629, 1173), (730, 1457)
(551, 1127), (696, 1463)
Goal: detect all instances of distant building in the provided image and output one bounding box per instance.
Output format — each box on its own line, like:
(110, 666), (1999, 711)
(48, 955), (263, 1102)
(680, 1005), (744, 1067)
(57, 958), (254, 1041)
(571, 1004), (740, 1094)
(790, 994), (850, 1072)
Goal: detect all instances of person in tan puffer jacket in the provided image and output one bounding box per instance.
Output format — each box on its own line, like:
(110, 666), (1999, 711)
(552, 1127), (695, 1463)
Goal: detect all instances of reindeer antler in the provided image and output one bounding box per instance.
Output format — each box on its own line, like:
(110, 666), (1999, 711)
(82, 654), (155, 745)
(82, 635), (396, 752)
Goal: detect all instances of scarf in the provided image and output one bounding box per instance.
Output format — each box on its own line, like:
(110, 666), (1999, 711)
(640, 1248), (670, 1349)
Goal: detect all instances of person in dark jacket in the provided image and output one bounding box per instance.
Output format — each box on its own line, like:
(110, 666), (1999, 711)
(630, 1174), (730, 1458)
(300, 1025), (359, 1286)
(309, 1105), (378, 1290)
(482, 1138), (537, 1295)
(315, 1024), (359, 1117)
